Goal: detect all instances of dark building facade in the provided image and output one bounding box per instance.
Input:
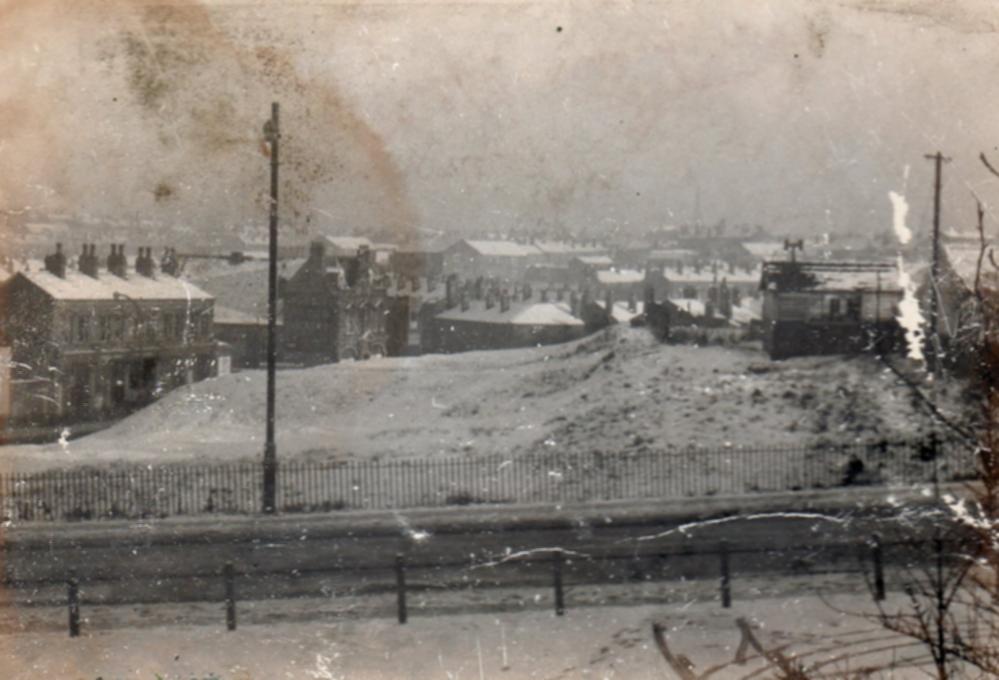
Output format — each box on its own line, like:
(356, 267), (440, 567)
(282, 241), (407, 363)
(760, 260), (904, 360)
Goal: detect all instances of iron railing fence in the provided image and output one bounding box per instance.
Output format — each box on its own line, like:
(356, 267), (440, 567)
(0, 439), (976, 522)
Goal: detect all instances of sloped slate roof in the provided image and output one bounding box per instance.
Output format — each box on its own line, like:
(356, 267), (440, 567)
(461, 240), (542, 257)
(436, 300), (582, 326)
(595, 300), (645, 323)
(574, 255), (614, 266)
(532, 240), (606, 255)
(19, 269), (213, 302)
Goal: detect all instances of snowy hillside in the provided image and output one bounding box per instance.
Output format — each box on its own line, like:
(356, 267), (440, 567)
(2, 327), (970, 470)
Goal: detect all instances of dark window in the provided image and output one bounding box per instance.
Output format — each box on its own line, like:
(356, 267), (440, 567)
(74, 315), (90, 343)
(98, 316), (111, 342)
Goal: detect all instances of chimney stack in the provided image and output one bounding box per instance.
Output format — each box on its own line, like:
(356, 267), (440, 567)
(308, 240), (326, 269)
(44, 243), (67, 278)
(79, 243), (98, 278)
(160, 247), (180, 276)
(108, 244), (127, 278)
(136, 246), (156, 278)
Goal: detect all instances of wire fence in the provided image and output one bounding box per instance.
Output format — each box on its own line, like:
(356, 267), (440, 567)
(0, 439), (977, 522)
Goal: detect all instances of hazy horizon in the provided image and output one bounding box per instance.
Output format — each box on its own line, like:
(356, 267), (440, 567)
(2, 0), (999, 245)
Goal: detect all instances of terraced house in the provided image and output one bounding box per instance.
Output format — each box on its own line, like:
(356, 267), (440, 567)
(0, 243), (219, 428)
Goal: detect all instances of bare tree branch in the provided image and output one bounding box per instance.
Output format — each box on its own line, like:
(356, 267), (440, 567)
(981, 152), (999, 180)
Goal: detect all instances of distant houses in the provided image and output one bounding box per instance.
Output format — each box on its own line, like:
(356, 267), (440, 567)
(420, 279), (594, 353)
(441, 239), (542, 281)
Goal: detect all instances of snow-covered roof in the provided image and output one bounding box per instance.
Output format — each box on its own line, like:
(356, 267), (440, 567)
(761, 260), (903, 293)
(323, 235), (373, 253)
(436, 300), (583, 326)
(596, 268), (644, 285)
(17, 268), (213, 302)
(533, 240), (605, 255)
(460, 240), (542, 257)
(812, 269), (903, 292)
(662, 264), (761, 284)
(595, 300), (645, 323)
(742, 241), (786, 260)
(574, 255), (614, 267)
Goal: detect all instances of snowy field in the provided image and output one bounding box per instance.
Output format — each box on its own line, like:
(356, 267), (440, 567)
(0, 583), (936, 679)
(1, 326), (971, 473)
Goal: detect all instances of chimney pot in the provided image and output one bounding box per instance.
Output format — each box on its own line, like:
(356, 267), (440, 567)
(79, 243), (98, 278)
(45, 243), (67, 278)
(108, 244), (128, 278)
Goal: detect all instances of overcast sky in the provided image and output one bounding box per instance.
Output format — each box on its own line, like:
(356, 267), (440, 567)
(2, 0), (999, 244)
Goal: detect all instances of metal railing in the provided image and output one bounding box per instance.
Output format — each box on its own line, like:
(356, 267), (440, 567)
(0, 439), (976, 522)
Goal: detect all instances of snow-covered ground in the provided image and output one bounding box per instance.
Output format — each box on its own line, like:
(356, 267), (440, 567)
(2, 326), (971, 471)
(0, 585), (934, 679)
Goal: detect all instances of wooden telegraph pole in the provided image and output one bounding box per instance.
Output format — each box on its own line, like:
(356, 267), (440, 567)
(925, 151), (949, 376)
(262, 103), (280, 513)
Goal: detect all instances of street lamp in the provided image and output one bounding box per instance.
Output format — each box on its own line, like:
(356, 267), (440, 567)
(262, 102), (280, 513)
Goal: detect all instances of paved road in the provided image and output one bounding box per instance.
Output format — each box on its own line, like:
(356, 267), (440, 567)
(2, 493), (946, 608)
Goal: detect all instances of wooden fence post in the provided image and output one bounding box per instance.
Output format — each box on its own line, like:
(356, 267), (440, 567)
(224, 561), (237, 631)
(871, 535), (885, 602)
(719, 540), (732, 608)
(395, 553), (408, 624)
(553, 551), (565, 616)
(67, 570), (80, 638)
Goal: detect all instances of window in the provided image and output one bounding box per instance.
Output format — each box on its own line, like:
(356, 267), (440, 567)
(197, 312), (212, 340)
(846, 297), (861, 320)
(74, 314), (90, 343)
(98, 316), (111, 342)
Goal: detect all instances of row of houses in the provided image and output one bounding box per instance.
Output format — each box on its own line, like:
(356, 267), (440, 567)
(0, 244), (222, 431)
(0, 228), (973, 437)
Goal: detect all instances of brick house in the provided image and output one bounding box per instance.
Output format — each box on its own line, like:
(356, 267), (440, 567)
(282, 241), (408, 363)
(0, 244), (218, 427)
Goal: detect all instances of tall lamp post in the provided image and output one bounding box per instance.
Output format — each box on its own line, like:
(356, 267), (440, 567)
(262, 102), (280, 513)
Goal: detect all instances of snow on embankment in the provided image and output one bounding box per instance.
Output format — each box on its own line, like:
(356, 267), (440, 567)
(2, 327), (969, 470)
